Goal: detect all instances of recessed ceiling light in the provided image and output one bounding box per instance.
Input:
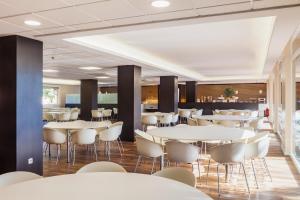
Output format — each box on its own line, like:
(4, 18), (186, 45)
(96, 76), (109, 79)
(151, 0), (170, 8)
(79, 66), (102, 70)
(24, 20), (41, 26)
(43, 69), (58, 73)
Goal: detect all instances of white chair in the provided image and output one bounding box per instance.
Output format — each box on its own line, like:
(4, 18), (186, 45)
(43, 113), (53, 121)
(142, 115), (158, 131)
(197, 119), (213, 126)
(70, 111), (79, 121)
(134, 131), (164, 174)
(113, 108), (118, 119)
(103, 109), (112, 120)
(219, 110), (233, 115)
(159, 114), (173, 127)
(179, 110), (191, 123)
(219, 120), (238, 128)
(207, 142), (249, 195)
(171, 114), (179, 126)
(91, 110), (103, 121)
(192, 109), (203, 117)
(71, 129), (97, 165)
(245, 132), (272, 187)
(187, 118), (198, 126)
(153, 167), (196, 187)
(76, 161), (126, 173)
(165, 141), (201, 178)
(109, 121), (124, 152)
(98, 125), (123, 160)
(0, 171), (42, 187)
(57, 112), (71, 122)
(43, 128), (67, 164)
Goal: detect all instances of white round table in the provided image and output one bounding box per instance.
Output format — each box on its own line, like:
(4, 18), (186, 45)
(0, 173), (212, 200)
(44, 120), (111, 163)
(192, 115), (257, 127)
(147, 125), (255, 141)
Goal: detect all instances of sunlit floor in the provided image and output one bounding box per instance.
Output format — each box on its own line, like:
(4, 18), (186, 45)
(43, 133), (300, 200)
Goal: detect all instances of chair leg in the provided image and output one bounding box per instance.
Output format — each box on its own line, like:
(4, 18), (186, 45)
(48, 144), (51, 159)
(206, 159), (211, 185)
(241, 163), (250, 194)
(94, 143), (98, 161)
(118, 137), (124, 152)
(55, 144), (60, 165)
(197, 159), (201, 181)
(251, 159), (259, 189)
(151, 158), (156, 174)
(217, 164), (220, 196)
(116, 140), (122, 156)
(108, 142), (111, 161)
(72, 145), (76, 166)
(134, 155), (142, 172)
(262, 158), (272, 182)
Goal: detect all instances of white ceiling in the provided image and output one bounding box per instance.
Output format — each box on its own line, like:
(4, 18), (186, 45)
(0, 0), (300, 85)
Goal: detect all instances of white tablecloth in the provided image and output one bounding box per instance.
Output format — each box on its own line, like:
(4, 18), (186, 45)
(192, 115), (256, 122)
(0, 173), (212, 200)
(147, 125), (255, 141)
(44, 120), (111, 130)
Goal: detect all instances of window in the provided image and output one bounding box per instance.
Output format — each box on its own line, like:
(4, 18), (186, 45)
(43, 87), (58, 105)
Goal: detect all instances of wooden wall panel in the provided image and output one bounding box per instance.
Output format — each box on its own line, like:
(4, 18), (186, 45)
(197, 83), (267, 101)
(142, 85), (158, 103)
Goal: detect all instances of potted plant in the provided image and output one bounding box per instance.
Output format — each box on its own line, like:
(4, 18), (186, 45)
(224, 88), (235, 101)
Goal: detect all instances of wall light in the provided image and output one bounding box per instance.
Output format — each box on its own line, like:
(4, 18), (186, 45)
(96, 76), (110, 79)
(79, 66), (102, 70)
(259, 90), (263, 94)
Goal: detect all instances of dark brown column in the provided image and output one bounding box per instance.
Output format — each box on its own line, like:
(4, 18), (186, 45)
(80, 79), (98, 120)
(118, 65), (141, 142)
(159, 76), (178, 113)
(0, 35), (43, 175)
(186, 81), (197, 103)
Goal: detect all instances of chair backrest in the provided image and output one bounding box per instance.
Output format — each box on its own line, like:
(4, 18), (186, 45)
(113, 108), (118, 114)
(72, 129), (97, 145)
(159, 114), (173, 124)
(187, 118), (198, 126)
(247, 132), (269, 143)
(179, 110), (191, 118)
(245, 135), (270, 159)
(142, 115), (158, 125)
(103, 109), (112, 117)
(166, 141), (199, 163)
(171, 114), (179, 123)
(135, 136), (164, 158)
(197, 119), (213, 126)
(70, 111), (79, 120)
(91, 110), (102, 118)
(43, 113), (53, 121)
(58, 112), (71, 121)
(210, 142), (245, 164)
(153, 167), (196, 187)
(219, 120), (237, 128)
(0, 171), (42, 187)
(43, 128), (66, 144)
(76, 161), (126, 173)
(192, 109), (203, 116)
(99, 125), (122, 141)
(219, 110), (232, 115)
(98, 108), (105, 112)
(134, 129), (154, 142)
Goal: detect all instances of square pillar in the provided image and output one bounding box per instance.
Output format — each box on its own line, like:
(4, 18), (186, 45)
(118, 65), (141, 142)
(0, 35), (43, 175)
(80, 79), (98, 120)
(186, 81), (197, 103)
(159, 76), (178, 113)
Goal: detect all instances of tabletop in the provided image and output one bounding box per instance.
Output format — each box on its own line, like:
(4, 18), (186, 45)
(147, 125), (255, 141)
(0, 173), (212, 200)
(44, 120), (111, 130)
(192, 114), (256, 121)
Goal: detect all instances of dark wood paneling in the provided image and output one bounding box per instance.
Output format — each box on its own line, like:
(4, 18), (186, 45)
(99, 86), (117, 93)
(159, 76), (178, 113)
(197, 83), (267, 102)
(118, 65), (141, 142)
(0, 35), (43, 175)
(142, 85), (158, 103)
(186, 81), (196, 103)
(80, 80), (98, 120)
(179, 102), (258, 115)
(178, 84), (186, 103)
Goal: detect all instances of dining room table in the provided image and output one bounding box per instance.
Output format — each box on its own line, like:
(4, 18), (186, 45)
(192, 114), (257, 127)
(44, 120), (111, 163)
(0, 172), (213, 200)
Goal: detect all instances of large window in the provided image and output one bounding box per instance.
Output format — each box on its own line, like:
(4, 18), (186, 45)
(43, 87), (58, 105)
